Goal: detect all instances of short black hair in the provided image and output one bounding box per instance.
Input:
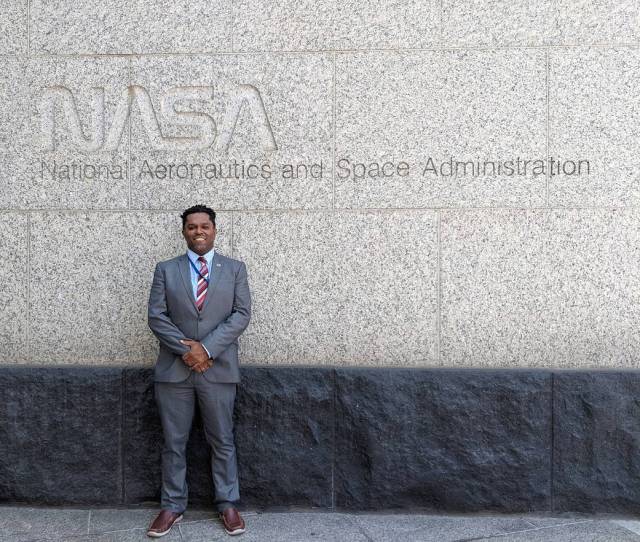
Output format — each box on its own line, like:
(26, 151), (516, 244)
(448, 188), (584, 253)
(181, 204), (216, 227)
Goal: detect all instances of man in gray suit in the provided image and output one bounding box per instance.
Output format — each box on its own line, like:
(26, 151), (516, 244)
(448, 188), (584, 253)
(146, 204), (251, 538)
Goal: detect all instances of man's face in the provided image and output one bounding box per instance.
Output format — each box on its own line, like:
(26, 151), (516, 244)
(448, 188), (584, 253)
(183, 212), (216, 255)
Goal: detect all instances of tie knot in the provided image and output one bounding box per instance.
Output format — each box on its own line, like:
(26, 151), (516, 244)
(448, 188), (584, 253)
(198, 256), (206, 264)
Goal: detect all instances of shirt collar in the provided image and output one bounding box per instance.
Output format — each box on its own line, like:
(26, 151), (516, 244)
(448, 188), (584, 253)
(187, 247), (215, 266)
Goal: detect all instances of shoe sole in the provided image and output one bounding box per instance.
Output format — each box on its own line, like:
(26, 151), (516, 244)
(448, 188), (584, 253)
(224, 526), (246, 536)
(146, 514), (183, 538)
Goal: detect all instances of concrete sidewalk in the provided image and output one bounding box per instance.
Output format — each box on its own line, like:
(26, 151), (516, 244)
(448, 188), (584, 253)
(2, 506), (640, 542)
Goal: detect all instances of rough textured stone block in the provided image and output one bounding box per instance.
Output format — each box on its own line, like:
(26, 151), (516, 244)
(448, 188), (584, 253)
(0, 366), (122, 504)
(0, 57), (129, 209)
(233, 210), (438, 366)
(0, 0), (27, 54)
(443, 0), (640, 47)
(30, 0), (232, 54)
(335, 50), (546, 208)
(9, 365), (640, 513)
(554, 371), (640, 513)
(129, 55), (332, 210)
(334, 368), (552, 511)
(234, 0), (440, 51)
(0, 213), (28, 363)
(29, 211), (231, 364)
(234, 366), (334, 508)
(122, 367), (161, 503)
(549, 49), (640, 206)
(441, 209), (640, 368)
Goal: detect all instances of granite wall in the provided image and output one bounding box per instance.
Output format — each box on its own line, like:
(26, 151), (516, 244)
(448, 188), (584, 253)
(1, 3), (640, 369)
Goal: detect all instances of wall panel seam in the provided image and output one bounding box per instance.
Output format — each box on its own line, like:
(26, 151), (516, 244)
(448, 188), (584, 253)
(26, 212), (31, 362)
(332, 51), (336, 210)
(550, 371), (555, 512)
(230, 210), (235, 259)
(22, 43), (640, 60)
(120, 369), (126, 504)
(26, 0), (30, 58)
(13, 205), (639, 213)
(128, 58), (132, 208)
(437, 210), (442, 365)
(439, 0), (444, 47)
(230, 0), (235, 53)
(545, 50), (550, 207)
(331, 367), (336, 509)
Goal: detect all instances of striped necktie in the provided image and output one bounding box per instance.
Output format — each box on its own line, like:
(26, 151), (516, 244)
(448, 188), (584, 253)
(196, 256), (209, 311)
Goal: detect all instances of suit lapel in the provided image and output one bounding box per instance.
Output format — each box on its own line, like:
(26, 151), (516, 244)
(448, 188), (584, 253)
(178, 254), (198, 312)
(201, 252), (223, 312)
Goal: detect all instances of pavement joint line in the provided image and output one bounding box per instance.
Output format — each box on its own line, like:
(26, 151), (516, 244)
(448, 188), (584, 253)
(84, 526), (152, 535)
(454, 518), (598, 540)
(68, 510), (258, 533)
(177, 517), (224, 527)
(346, 514), (376, 542)
(84, 516), (238, 537)
(612, 521), (640, 539)
(178, 521), (227, 541)
(86, 509), (91, 534)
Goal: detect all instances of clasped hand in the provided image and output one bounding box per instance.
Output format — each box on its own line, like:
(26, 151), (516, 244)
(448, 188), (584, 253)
(180, 339), (213, 373)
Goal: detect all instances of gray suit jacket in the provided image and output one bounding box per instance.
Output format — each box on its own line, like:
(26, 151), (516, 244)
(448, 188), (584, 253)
(148, 252), (251, 383)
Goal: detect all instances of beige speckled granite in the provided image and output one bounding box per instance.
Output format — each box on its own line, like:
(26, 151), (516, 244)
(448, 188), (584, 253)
(0, 213), (28, 363)
(549, 48), (640, 207)
(443, 0), (640, 47)
(234, 0), (440, 52)
(0, 0), (27, 55)
(233, 210), (439, 366)
(335, 50), (547, 209)
(30, 0), (232, 54)
(441, 209), (640, 368)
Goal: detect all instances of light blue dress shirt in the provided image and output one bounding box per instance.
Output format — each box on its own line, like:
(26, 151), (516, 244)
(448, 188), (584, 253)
(186, 248), (215, 359)
(186, 248), (215, 300)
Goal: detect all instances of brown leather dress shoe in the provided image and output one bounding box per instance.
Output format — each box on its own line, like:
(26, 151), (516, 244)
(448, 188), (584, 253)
(219, 507), (246, 536)
(147, 509), (183, 538)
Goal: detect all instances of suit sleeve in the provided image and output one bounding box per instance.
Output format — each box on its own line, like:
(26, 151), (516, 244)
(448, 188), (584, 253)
(201, 261), (252, 359)
(148, 263), (190, 356)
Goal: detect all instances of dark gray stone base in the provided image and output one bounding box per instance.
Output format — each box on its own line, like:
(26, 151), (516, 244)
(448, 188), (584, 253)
(0, 367), (122, 504)
(335, 368), (551, 511)
(553, 371), (640, 513)
(1, 365), (639, 513)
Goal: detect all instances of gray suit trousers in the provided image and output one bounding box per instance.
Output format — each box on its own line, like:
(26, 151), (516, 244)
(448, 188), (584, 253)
(155, 372), (239, 513)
